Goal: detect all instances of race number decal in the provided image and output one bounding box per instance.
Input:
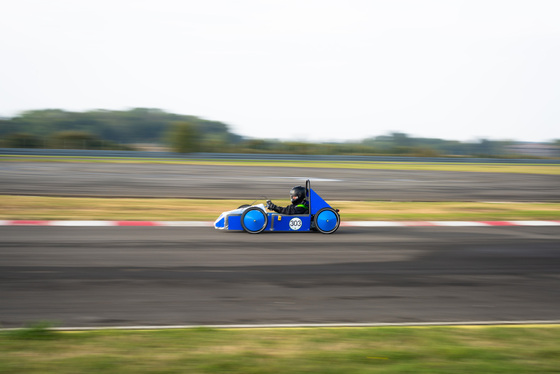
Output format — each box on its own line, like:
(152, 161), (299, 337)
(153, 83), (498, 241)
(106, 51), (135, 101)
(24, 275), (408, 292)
(289, 217), (303, 230)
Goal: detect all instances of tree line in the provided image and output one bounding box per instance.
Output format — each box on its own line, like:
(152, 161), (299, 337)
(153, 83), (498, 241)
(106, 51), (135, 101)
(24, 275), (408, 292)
(0, 108), (242, 151)
(1, 108), (558, 158)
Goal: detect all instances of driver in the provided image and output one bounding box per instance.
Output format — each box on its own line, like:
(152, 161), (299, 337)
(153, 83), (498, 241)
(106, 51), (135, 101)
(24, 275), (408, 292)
(266, 185), (309, 215)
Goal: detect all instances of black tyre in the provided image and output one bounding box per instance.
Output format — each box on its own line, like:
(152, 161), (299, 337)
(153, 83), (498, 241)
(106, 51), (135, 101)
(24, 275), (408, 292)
(314, 208), (340, 234)
(241, 207), (268, 234)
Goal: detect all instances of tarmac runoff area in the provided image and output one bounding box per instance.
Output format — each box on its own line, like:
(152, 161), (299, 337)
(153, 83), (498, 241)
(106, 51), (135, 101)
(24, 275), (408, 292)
(1, 162), (559, 201)
(1, 225), (559, 329)
(1, 162), (559, 330)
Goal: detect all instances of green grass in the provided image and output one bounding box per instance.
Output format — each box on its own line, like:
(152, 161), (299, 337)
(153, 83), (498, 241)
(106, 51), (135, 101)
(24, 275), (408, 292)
(1, 195), (559, 221)
(2, 155), (559, 174)
(1, 325), (559, 373)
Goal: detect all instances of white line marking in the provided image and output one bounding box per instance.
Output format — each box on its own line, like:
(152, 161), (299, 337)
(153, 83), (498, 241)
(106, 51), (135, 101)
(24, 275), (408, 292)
(49, 220), (115, 227)
(268, 177), (343, 182)
(341, 221), (405, 227)
(505, 220), (560, 226)
(157, 221), (214, 227)
(427, 221), (490, 227)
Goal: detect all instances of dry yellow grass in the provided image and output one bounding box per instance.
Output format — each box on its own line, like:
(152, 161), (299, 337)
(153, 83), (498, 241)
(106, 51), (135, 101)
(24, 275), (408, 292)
(1, 195), (558, 221)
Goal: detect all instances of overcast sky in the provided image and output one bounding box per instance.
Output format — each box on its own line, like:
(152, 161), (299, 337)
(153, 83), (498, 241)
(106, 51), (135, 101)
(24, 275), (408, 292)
(1, 0), (559, 142)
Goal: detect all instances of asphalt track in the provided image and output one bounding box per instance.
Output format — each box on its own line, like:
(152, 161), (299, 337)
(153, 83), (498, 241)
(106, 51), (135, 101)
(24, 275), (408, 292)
(1, 225), (559, 328)
(1, 162), (559, 201)
(1, 161), (559, 328)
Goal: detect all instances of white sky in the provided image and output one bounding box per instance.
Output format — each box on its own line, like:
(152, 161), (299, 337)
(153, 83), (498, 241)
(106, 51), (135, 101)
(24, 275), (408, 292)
(1, 0), (559, 142)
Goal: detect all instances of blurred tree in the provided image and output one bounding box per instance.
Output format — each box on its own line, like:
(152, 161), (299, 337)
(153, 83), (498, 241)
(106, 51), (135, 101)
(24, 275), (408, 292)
(1, 133), (42, 148)
(1, 109), (556, 157)
(391, 132), (412, 147)
(411, 146), (440, 157)
(0, 108), (241, 146)
(167, 121), (202, 153)
(0, 118), (18, 136)
(48, 131), (133, 150)
(50, 131), (103, 149)
(471, 138), (508, 157)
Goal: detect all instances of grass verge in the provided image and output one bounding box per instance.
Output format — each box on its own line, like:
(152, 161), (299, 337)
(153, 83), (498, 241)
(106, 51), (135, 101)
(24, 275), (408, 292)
(1, 195), (559, 221)
(1, 325), (559, 373)
(2, 155), (559, 174)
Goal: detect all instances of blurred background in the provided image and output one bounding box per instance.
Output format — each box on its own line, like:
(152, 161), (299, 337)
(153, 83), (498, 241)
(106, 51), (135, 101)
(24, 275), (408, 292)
(1, 108), (559, 158)
(1, 0), (559, 351)
(1, 0), (560, 153)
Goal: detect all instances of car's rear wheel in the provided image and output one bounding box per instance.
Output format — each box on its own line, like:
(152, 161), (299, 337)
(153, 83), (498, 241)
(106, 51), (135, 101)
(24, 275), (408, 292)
(241, 207), (268, 234)
(315, 208), (340, 234)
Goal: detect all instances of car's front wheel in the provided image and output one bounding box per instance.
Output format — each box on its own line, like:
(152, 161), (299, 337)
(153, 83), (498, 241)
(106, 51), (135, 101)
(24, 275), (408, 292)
(241, 207), (268, 234)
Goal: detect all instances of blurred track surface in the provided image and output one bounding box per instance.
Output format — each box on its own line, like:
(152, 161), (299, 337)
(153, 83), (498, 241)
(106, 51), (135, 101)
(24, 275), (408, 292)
(1, 226), (559, 328)
(1, 162), (559, 201)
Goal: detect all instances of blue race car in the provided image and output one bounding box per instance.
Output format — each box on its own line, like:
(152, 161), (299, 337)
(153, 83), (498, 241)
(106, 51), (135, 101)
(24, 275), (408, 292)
(214, 180), (340, 234)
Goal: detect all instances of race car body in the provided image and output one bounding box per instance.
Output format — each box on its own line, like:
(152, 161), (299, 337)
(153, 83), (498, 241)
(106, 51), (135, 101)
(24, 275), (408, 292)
(214, 180), (340, 234)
